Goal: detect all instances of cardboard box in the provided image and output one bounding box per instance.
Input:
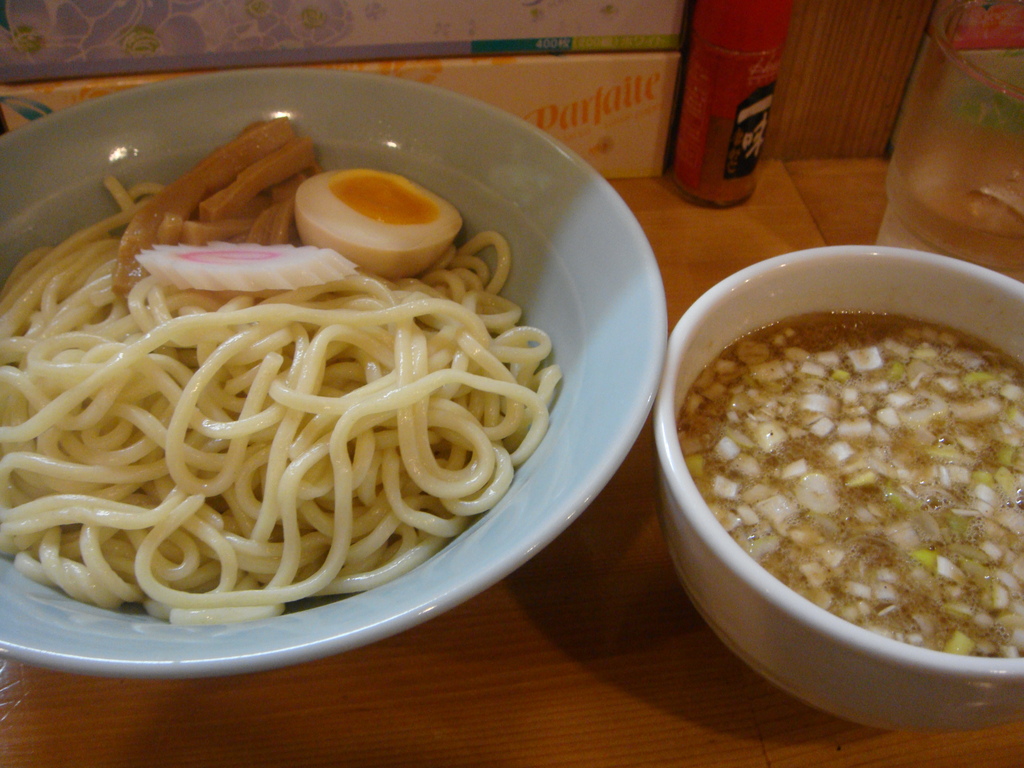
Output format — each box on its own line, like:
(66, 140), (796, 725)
(0, 52), (681, 178)
(0, 0), (684, 82)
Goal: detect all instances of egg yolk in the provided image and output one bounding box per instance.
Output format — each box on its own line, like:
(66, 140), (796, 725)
(293, 168), (463, 280)
(328, 170), (439, 226)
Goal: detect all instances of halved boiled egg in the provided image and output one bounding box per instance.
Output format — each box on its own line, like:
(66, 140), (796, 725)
(294, 168), (463, 280)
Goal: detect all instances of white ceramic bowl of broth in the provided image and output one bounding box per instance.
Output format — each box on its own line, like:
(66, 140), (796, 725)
(654, 245), (1024, 731)
(0, 69), (666, 677)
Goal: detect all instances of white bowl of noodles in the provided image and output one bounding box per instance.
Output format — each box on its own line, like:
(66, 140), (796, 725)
(0, 69), (666, 677)
(654, 245), (1024, 731)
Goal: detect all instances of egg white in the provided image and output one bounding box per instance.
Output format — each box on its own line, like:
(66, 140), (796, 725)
(294, 169), (463, 280)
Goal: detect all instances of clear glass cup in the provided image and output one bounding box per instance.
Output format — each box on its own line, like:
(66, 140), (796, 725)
(877, 0), (1024, 277)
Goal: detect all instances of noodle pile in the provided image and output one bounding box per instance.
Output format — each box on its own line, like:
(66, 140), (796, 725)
(0, 177), (560, 624)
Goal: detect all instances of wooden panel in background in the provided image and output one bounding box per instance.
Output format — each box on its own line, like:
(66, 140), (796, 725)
(767, 0), (935, 159)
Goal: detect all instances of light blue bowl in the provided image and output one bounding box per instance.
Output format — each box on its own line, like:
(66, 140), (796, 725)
(0, 68), (666, 677)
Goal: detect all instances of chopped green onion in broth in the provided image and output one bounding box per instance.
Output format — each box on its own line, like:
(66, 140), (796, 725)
(678, 312), (1024, 658)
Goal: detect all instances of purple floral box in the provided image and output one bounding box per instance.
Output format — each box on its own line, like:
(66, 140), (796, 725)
(0, 0), (684, 83)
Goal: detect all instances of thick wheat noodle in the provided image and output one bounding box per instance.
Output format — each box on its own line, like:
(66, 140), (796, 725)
(0, 174), (560, 624)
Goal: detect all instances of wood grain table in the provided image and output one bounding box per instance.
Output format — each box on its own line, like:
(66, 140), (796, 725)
(3, 159), (1022, 767)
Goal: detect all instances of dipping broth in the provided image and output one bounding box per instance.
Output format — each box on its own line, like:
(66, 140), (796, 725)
(678, 312), (1024, 658)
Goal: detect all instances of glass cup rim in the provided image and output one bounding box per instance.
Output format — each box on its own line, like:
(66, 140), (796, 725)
(933, 0), (1024, 101)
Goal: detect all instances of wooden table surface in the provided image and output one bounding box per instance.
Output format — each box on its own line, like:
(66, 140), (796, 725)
(3, 159), (1023, 767)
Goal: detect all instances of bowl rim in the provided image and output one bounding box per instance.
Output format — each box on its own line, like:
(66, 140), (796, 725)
(655, 244), (1024, 679)
(0, 67), (668, 677)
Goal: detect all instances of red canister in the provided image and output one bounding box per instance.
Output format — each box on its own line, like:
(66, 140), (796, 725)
(672, 0), (795, 206)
